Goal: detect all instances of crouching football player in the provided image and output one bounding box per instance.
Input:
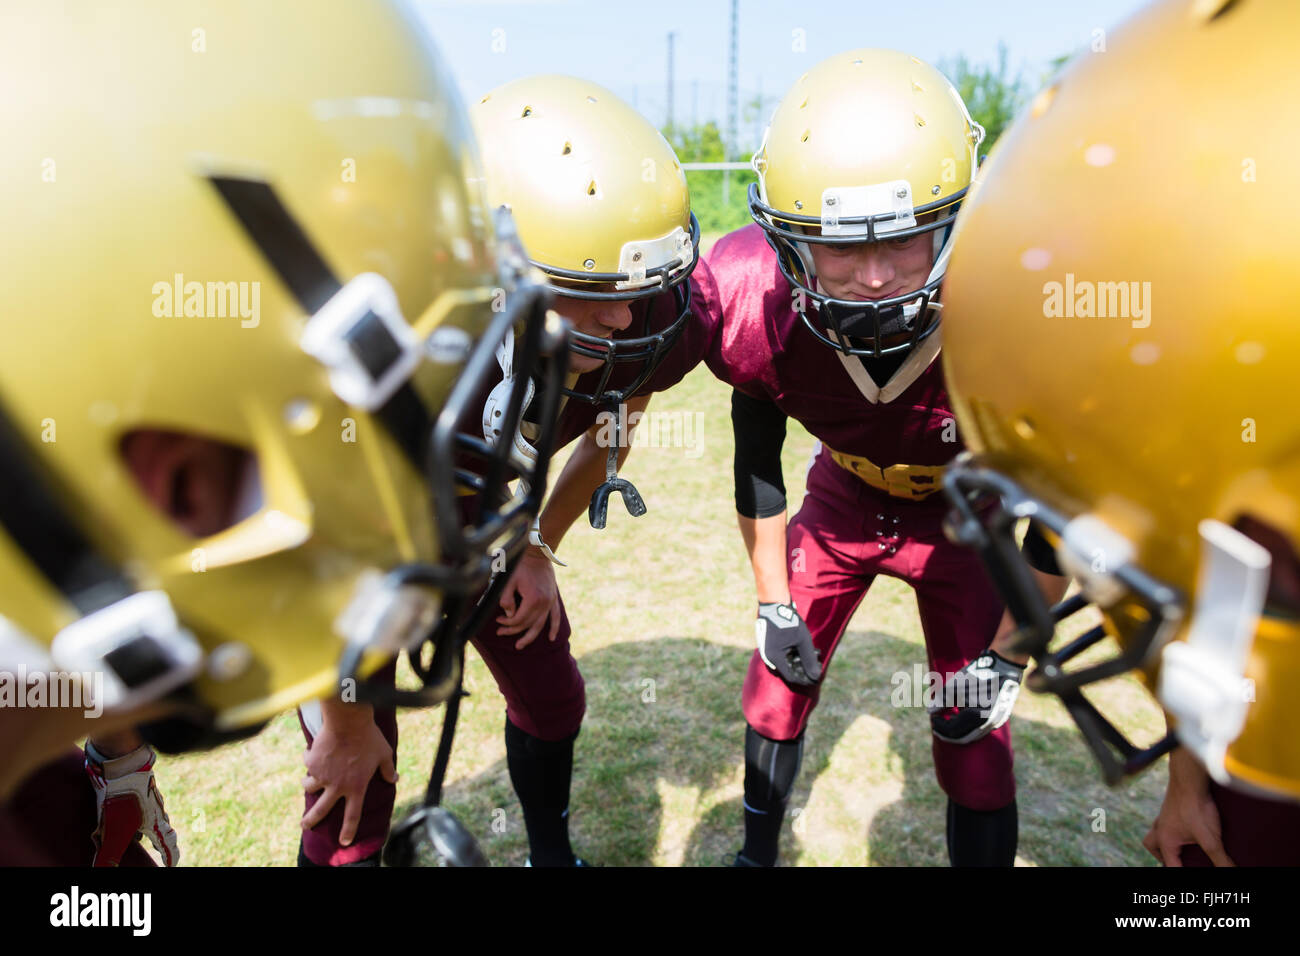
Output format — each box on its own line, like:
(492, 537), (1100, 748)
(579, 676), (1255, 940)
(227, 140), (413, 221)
(705, 49), (1062, 867)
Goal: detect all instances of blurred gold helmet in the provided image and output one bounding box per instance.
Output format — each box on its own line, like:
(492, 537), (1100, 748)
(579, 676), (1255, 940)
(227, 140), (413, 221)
(0, 0), (561, 749)
(750, 48), (984, 358)
(942, 0), (1300, 799)
(470, 74), (700, 406)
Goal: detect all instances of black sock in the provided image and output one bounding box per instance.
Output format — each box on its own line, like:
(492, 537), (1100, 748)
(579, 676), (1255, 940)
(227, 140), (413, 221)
(505, 716), (578, 867)
(946, 797), (1018, 866)
(740, 724), (804, 867)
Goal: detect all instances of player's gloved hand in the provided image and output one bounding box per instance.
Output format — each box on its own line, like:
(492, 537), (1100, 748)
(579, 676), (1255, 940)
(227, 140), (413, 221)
(756, 601), (822, 687)
(929, 649), (1025, 745)
(84, 740), (181, 866)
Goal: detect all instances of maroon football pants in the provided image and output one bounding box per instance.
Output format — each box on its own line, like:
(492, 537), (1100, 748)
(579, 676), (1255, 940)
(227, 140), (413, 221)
(1178, 780), (1300, 866)
(742, 448), (1015, 811)
(298, 593), (586, 865)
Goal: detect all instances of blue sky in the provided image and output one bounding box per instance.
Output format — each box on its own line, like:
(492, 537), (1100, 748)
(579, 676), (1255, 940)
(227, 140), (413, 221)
(414, 0), (1151, 152)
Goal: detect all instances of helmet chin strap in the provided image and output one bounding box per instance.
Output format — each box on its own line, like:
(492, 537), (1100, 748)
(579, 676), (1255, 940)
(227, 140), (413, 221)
(483, 324), (578, 481)
(926, 223), (956, 292)
(483, 323), (538, 474)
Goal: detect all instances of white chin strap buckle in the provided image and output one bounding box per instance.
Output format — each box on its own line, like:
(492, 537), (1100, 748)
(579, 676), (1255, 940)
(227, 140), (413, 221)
(50, 591), (203, 713)
(1158, 520), (1271, 784)
(300, 272), (422, 412)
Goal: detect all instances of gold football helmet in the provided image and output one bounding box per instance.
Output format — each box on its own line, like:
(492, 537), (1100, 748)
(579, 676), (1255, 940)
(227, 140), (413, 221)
(470, 74), (699, 407)
(942, 0), (1300, 799)
(0, 0), (564, 749)
(750, 48), (984, 357)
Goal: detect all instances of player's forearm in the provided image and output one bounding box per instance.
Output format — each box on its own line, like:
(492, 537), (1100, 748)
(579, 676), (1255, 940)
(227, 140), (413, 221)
(1035, 567), (1070, 609)
(739, 512), (791, 605)
(1166, 743), (1210, 798)
(320, 694), (375, 732)
(86, 728), (145, 759)
(538, 432), (615, 551)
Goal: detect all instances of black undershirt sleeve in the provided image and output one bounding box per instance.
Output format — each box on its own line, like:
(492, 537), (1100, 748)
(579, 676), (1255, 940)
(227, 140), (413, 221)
(731, 388), (788, 519)
(1022, 521), (1063, 576)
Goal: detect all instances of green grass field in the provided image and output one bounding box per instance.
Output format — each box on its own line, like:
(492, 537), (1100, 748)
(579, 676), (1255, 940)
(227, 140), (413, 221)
(157, 361), (1171, 867)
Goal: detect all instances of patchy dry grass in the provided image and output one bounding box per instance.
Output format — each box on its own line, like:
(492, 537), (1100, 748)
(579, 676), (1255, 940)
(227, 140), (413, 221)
(159, 364), (1168, 867)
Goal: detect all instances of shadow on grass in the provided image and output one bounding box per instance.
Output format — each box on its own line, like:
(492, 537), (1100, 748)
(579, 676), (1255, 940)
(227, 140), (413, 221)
(392, 632), (1161, 867)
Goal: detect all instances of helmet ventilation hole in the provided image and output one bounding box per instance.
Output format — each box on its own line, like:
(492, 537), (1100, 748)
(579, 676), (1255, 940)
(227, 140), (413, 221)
(521, 106), (533, 117)
(1191, 0), (1241, 23)
(479, 94), (491, 104)
(562, 141), (572, 155)
(799, 97), (808, 109)
(586, 95), (597, 104)
(914, 114), (927, 128)
(800, 129), (810, 143)
(587, 179), (598, 196)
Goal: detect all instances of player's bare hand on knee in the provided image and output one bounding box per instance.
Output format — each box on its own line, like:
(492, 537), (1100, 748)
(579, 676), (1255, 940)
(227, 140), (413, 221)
(301, 716), (397, 847)
(756, 601), (822, 687)
(497, 548), (561, 650)
(1142, 748), (1234, 867)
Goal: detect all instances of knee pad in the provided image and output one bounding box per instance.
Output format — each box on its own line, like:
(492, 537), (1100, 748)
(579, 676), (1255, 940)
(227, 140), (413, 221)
(743, 724), (804, 811)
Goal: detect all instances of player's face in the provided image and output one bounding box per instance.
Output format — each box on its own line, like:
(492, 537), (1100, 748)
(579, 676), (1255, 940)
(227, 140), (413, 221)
(808, 231), (933, 303)
(552, 286), (634, 373)
(120, 431), (252, 537)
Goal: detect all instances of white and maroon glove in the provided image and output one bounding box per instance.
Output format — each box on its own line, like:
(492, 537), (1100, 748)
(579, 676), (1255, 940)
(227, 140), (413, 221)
(84, 740), (181, 867)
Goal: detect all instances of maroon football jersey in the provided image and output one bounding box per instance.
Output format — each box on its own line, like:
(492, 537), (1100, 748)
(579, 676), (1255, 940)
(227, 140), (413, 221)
(704, 224), (961, 475)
